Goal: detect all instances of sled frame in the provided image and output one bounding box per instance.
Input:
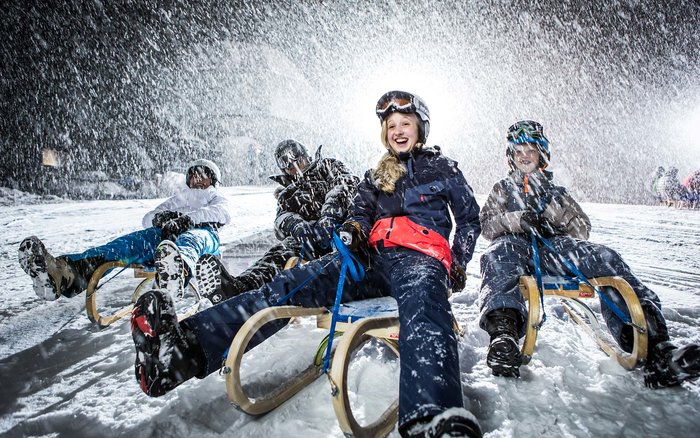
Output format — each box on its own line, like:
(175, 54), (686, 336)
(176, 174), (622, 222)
(223, 300), (402, 437)
(222, 305), (329, 415)
(322, 314), (400, 438)
(85, 261), (200, 329)
(519, 275), (648, 369)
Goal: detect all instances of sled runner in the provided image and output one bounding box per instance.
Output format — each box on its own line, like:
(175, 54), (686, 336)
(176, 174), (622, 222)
(85, 261), (200, 328)
(519, 275), (648, 369)
(222, 297), (402, 437)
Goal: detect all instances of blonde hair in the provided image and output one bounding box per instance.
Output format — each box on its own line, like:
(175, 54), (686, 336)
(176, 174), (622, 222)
(373, 117), (423, 193)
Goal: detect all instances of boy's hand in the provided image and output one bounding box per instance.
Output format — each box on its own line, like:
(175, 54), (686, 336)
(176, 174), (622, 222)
(162, 215), (194, 240)
(152, 210), (181, 227)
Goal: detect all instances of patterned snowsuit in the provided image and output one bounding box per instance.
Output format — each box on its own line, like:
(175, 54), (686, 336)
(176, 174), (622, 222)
(59, 186), (229, 297)
(180, 146), (481, 430)
(223, 146), (359, 296)
(478, 169), (669, 350)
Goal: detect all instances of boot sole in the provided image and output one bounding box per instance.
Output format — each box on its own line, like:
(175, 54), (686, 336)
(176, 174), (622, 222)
(18, 237), (60, 301)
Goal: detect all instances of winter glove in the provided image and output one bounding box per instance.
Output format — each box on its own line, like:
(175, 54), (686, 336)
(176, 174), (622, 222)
(152, 210), (182, 228)
(520, 211), (555, 237)
(338, 222), (361, 251)
(161, 214), (194, 241)
(450, 264), (467, 293)
(291, 220), (315, 241)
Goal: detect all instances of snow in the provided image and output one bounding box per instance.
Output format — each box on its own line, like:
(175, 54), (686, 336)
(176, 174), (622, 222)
(1, 186), (699, 437)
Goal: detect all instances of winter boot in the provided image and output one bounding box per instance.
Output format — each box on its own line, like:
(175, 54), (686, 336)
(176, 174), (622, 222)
(18, 236), (81, 300)
(644, 341), (700, 388)
(131, 289), (205, 397)
(402, 408), (483, 438)
(154, 240), (186, 298)
(195, 254), (250, 304)
(484, 308), (523, 378)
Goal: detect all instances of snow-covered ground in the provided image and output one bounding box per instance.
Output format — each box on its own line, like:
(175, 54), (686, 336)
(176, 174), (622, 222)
(1, 186), (699, 437)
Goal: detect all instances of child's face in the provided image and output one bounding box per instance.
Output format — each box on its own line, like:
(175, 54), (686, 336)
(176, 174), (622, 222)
(188, 171), (213, 189)
(385, 112), (420, 154)
(512, 143), (541, 174)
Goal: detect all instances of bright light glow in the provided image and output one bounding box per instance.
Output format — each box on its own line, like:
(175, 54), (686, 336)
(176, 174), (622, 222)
(344, 61), (470, 149)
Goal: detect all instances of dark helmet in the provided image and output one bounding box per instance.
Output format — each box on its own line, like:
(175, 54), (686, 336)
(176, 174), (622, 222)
(506, 120), (551, 170)
(186, 158), (221, 187)
(375, 90), (431, 143)
(274, 139), (311, 174)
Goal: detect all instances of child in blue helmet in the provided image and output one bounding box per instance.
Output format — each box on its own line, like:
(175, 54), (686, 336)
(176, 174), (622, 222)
(19, 159), (230, 301)
(478, 120), (700, 387)
(128, 91), (483, 438)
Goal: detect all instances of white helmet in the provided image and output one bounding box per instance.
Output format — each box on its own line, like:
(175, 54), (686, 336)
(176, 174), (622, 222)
(186, 159), (222, 187)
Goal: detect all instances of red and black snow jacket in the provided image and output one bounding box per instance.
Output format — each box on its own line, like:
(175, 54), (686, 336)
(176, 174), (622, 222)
(348, 146), (481, 271)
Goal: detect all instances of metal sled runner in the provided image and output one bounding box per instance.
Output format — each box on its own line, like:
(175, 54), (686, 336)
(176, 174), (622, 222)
(85, 261), (200, 328)
(222, 297), (402, 438)
(519, 275), (648, 369)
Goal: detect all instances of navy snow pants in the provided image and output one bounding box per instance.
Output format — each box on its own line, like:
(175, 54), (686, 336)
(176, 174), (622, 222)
(479, 234), (666, 349)
(182, 248), (463, 427)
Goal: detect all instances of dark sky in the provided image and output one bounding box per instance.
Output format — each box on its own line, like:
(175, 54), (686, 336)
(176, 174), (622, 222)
(1, 0), (698, 202)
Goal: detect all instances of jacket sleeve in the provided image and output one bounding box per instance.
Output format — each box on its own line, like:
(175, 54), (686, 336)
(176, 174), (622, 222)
(142, 196), (179, 229)
(479, 181), (524, 241)
(317, 159), (360, 228)
(142, 190), (231, 229)
(346, 170), (379, 243)
(187, 191), (231, 226)
(274, 208), (308, 240)
(541, 188), (591, 240)
(446, 164), (481, 268)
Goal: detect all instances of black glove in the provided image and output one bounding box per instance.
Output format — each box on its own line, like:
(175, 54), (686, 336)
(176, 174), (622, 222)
(520, 211), (555, 237)
(161, 215), (194, 241)
(291, 221), (315, 241)
(152, 210), (182, 227)
(450, 264), (467, 293)
(338, 222), (361, 251)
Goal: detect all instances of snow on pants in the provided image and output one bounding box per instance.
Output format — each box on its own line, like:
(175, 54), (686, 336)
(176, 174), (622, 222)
(234, 235), (304, 291)
(61, 226), (220, 297)
(478, 234), (666, 350)
(182, 248), (463, 428)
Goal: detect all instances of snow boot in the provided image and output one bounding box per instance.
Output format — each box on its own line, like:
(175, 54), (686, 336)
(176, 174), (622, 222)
(402, 408), (483, 438)
(154, 240), (186, 298)
(195, 254), (250, 304)
(644, 341), (700, 388)
(18, 236), (82, 300)
(130, 289), (204, 397)
(484, 308), (523, 378)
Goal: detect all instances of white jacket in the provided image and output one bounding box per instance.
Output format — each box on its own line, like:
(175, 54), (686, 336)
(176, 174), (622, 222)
(142, 186), (231, 229)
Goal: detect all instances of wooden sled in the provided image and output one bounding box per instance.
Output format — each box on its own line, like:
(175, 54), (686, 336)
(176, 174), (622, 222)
(85, 261), (200, 328)
(222, 297), (402, 437)
(323, 299), (400, 438)
(519, 275), (648, 369)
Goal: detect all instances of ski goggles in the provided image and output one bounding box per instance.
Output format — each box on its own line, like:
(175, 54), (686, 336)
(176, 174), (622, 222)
(276, 150), (308, 171)
(507, 121), (544, 141)
(507, 121), (550, 149)
(375, 91), (419, 120)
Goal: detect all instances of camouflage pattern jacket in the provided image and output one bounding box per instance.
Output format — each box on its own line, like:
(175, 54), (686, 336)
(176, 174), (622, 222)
(480, 169), (591, 241)
(271, 146), (359, 241)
